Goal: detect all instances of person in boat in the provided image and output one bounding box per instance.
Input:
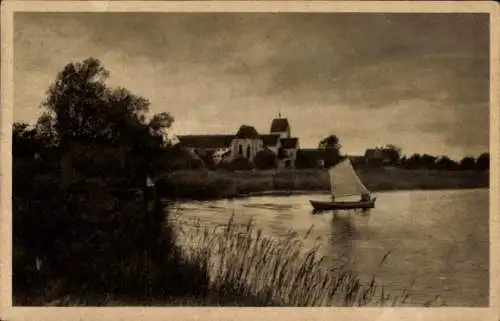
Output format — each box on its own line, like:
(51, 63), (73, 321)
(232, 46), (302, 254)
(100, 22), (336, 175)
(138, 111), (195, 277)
(360, 193), (371, 202)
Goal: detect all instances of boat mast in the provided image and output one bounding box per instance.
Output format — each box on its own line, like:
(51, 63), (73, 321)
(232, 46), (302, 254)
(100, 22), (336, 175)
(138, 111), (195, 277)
(329, 166), (336, 200)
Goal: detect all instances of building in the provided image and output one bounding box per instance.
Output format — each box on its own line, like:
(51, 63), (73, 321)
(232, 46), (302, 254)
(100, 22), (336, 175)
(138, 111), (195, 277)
(364, 148), (392, 166)
(295, 149), (328, 169)
(176, 115), (300, 169)
(347, 155), (366, 169)
(171, 116), (402, 170)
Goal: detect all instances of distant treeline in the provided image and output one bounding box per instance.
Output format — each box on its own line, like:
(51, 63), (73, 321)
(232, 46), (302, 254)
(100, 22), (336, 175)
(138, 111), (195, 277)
(168, 147), (490, 173)
(170, 135), (490, 172)
(356, 145), (489, 172)
(398, 153), (489, 171)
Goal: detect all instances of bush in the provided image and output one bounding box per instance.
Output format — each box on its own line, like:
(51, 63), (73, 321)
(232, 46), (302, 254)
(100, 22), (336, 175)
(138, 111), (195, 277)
(219, 157), (254, 171)
(12, 165), (211, 303)
(254, 149), (277, 170)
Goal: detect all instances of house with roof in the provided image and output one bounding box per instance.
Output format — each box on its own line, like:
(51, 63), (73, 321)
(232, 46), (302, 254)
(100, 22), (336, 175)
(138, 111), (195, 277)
(176, 115), (300, 169)
(295, 149), (328, 169)
(364, 148), (392, 166)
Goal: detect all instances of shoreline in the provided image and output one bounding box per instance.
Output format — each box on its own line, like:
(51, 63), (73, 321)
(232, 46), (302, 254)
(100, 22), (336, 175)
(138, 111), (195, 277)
(158, 168), (489, 202)
(246, 186), (489, 197)
(169, 186), (489, 203)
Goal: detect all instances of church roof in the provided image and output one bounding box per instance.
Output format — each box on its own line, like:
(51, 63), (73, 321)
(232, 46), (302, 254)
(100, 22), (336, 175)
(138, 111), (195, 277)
(270, 118), (290, 133)
(261, 134), (281, 146)
(281, 138), (298, 149)
(177, 135), (233, 149)
(236, 125), (260, 139)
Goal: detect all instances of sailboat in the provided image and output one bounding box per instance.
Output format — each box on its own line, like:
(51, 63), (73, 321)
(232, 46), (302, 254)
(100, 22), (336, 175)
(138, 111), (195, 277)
(309, 158), (376, 212)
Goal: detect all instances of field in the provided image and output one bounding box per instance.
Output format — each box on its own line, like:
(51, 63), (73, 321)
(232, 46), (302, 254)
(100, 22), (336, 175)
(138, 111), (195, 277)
(158, 168), (489, 200)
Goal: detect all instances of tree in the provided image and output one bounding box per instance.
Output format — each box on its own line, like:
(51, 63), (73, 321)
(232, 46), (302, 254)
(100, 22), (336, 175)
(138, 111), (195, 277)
(14, 58), (183, 297)
(435, 156), (457, 171)
(41, 57), (174, 183)
(12, 123), (36, 158)
(404, 153), (422, 169)
(42, 57), (111, 148)
(383, 144), (402, 166)
(399, 156), (407, 168)
(42, 58), (158, 149)
(222, 157), (254, 171)
(34, 112), (58, 147)
(420, 154), (438, 169)
(12, 120), (57, 163)
(13, 122), (31, 138)
(459, 156), (476, 171)
(319, 134), (341, 150)
(254, 148), (277, 170)
(476, 153), (489, 172)
(319, 134), (343, 168)
(149, 112), (175, 145)
(196, 150), (216, 170)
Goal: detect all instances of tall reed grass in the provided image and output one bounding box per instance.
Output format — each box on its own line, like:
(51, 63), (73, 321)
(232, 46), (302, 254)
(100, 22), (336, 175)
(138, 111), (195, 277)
(171, 213), (445, 307)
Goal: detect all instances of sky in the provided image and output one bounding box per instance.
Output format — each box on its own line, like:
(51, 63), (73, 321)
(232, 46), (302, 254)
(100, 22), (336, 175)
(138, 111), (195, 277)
(14, 12), (490, 160)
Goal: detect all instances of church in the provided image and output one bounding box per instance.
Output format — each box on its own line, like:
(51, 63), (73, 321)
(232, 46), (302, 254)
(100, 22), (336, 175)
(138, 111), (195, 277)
(176, 115), (301, 169)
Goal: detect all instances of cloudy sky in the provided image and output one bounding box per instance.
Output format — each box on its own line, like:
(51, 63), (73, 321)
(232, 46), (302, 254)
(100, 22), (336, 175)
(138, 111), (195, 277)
(14, 12), (489, 159)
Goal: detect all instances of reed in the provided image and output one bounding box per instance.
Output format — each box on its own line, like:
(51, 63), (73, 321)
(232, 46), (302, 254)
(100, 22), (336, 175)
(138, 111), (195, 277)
(170, 212), (444, 307)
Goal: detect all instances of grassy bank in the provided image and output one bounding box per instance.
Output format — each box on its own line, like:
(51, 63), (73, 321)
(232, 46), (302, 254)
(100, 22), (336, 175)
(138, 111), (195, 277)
(17, 214), (444, 307)
(158, 168), (489, 200)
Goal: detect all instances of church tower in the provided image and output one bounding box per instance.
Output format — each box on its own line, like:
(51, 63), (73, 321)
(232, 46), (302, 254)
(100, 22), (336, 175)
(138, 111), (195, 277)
(270, 112), (291, 139)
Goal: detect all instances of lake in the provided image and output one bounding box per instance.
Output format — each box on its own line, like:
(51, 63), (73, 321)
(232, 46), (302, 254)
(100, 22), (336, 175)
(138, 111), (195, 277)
(170, 188), (489, 307)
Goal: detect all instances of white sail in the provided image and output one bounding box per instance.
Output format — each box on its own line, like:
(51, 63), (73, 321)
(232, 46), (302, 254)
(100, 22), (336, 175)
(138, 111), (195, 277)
(328, 158), (370, 199)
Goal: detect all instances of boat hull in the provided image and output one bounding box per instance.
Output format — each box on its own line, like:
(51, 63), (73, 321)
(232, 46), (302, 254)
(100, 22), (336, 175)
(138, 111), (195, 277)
(310, 197), (377, 212)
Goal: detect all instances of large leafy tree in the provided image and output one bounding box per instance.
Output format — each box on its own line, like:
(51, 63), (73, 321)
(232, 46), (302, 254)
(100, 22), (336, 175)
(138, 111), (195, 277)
(13, 58), (182, 296)
(41, 57), (174, 185)
(319, 134), (343, 168)
(43, 58), (150, 146)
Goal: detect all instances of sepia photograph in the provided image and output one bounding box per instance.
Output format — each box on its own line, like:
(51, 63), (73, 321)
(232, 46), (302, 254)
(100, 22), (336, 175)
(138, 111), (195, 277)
(1, 1), (499, 319)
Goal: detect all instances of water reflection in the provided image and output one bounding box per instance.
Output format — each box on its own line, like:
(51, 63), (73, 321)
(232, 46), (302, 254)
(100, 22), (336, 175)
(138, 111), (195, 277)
(330, 213), (355, 269)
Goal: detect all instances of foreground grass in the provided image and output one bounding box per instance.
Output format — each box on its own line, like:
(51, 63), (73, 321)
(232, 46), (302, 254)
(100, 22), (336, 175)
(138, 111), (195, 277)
(15, 209), (445, 307)
(169, 213), (445, 307)
(159, 168), (489, 200)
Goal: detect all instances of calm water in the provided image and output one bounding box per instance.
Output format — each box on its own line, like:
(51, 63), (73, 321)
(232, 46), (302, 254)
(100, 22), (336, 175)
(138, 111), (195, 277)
(172, 189), (489, 306)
